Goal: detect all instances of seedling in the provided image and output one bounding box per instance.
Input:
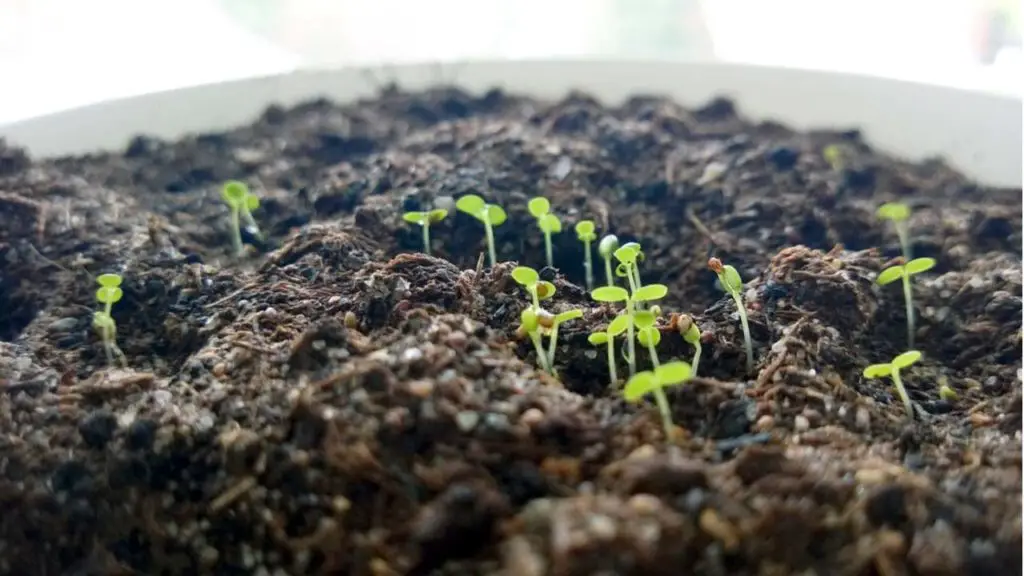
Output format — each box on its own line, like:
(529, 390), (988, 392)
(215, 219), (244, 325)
(528, 197), (562, 268)
(518, 308), (551, 374)
(592, 243), (669, 378)
(456, 194), (507, 268)
(709, 258), (753, 373)
(624, 360), (693, 440)
(877, 202), (912, 260)
(402, 209), (448, 255)
(877, 257), (936, 349)
(546, 309), (583, 372)
(675, 313), (703, 376)
(93, 273), (126, 366)
(575, 220), (597, 291)
(588, 314), (631, 387)
(863, 350), (923, 419)
(823, 144), (845, 172)
(511, 266), (576, 375)
(511, 266), (556, 311)
(598, 235), (619, 287)
(221, 180), (261, 256)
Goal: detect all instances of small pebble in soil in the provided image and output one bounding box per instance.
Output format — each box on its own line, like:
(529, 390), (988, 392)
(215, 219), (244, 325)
(78, 410), (118, 449)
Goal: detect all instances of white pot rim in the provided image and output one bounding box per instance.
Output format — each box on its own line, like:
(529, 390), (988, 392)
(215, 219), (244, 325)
(1, 59), (1020, 187)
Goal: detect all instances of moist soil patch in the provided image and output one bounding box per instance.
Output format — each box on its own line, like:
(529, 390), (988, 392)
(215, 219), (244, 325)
(0, 85), (1021, 575)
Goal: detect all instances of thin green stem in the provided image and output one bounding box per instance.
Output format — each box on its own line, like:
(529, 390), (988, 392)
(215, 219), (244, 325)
(732, 292), (754, 373)
(625, 268), (638, 377)
(546, 322), (560, 374)
(691, 342), (702, 376)
(229, 209), (243, 256)
(484, 221), (497, 267)
(901, 272), (915, 349)
(544, 232), (553, 268)
(645, 343), (674, 440)
(530, 287), (540, 311)
(896, 223), (911, 260)
(241, 208), (262, 239)
(583, 240), (593, 291)
(606, 338), (617, 387)
(604, 256), (614, 287)
(422, 223), (431, 255)
(529, 331), (550, 373)
(891, 368), (914, 419)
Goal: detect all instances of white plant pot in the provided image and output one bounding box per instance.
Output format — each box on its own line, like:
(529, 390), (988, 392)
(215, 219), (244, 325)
(1, 60), (1020, 187)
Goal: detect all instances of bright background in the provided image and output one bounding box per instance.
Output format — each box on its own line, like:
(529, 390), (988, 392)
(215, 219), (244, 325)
(0, 0), (1020, 124)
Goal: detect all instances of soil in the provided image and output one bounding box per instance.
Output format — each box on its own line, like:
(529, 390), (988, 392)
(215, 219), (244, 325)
(0, 84), (1020, 576)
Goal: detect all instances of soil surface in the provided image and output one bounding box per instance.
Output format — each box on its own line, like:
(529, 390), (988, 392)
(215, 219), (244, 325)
(0, 84), (1021, 576)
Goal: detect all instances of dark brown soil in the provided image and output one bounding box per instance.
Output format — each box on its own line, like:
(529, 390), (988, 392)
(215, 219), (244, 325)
(0, 85), (1021, 576)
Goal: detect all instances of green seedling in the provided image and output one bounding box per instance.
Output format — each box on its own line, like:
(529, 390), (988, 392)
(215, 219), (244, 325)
(877, 256), (936, 349)
(511, 266), (568, 375)
(598, 234), (619, 287)
(709, 258), (753, 373)
(588, 313), (631, 387)
(863, 350), (923, 419)
(823, 144), (845, 172)
(575, 220), (598, 291)
(528, 197), (562, 268)
(624, 360), (693, 441)
(511, 266), (556, 312)
(518, 308), (551, 374)
(456, 194), (507, 268)
(592, 243), (669, 378)
(93, 273), (126, 366)
(676, 313), (702, 376)
(402, 209), (449, 256)
(545, 309), (583, 372)
(221, 180), (261, 256)
(938, 383), (958, 402)
(877, 202), (912, 260)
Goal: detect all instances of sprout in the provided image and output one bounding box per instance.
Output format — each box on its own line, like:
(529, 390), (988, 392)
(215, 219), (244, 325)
(709, 257), (753, 373)
(876, 201), (913, 260)
(863, 350), (923, 419)
(592, 243), (669, 378)
(938, 383), (958, 402)
(93, 273), (126, 366)
(221, 180), (261, 257)
(575, 220), (598, 291)
(546, 309), (583, 372)
(511, 266), (556, 311)
(823, 144), (845, 172)
(877, 256), (936, 349)
(518, 308), (551, 374)
(624, 360), (692, 441)
(675, 313), (702, 376)
(588, 313), (631, 387)
(402, 209), (448, 256)
(511, 265), (575, 375)
(528, 197), (562, 268)
(456, 194), (507, 268)
(598, 234), (619, 287)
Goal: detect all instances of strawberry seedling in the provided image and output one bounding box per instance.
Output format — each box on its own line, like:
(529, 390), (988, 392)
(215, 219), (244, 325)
(877, 256), (936, 349)
(709, 257), (754, 373)
(877, 201), (913, 260)
(588, 313), (631, 387)
(456, 194), (507, 268)
(93, 273), (127, 366)
(402, 209), (448, 255)
(598, 234), (619, 287)
(575, 220), (597, 291)
(221, 180), (261, 257)
(863, 350), (923, 419)
(623, 360), (693, 441)
(528, 197), (562, 268)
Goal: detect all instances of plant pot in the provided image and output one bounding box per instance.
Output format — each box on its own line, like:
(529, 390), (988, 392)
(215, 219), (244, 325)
(0, 61), (1020, 576)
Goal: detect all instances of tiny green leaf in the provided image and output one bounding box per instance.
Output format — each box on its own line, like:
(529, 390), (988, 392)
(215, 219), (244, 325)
(632, 284), (669, 302)
(244, 193), (260, 212)
(876, 202), (910, 222)
(520, 308), (538, 331)
(538, 213), (562, 234)
(528, 197), (551, 218)
(637, 327), (661, 347)
(403, 212), (427, 225)
(633, 310), (657, 329)
(623, 371), (659, 402)
(97, 273), (123, 288)
(876, 266), (905, 286)
(655, 361), (692, 385)
(904, 257), (936, 276)
(598, 235), (619, 258)
(575, 220), (596, 241)
(427, 209), (449, 224)
(720, 265), (743, 292)
(456, 194), (486, 216)
(863, 363), (893, 379)
(892, 350), (922, 369)
(555, 309), (583, 323)
(592, 286), (629, 303)
(683, 322), (700, 344)
(96, 286), (123, 305)
(613, 245), (640, 265)
(608, 314), (632, 336)
(588, 332), (608, 345)
(221, 180), (248, 207)
(485, 205), (507, 226)
(536, 281), (557, 300)
(511, 266), (540, 287)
